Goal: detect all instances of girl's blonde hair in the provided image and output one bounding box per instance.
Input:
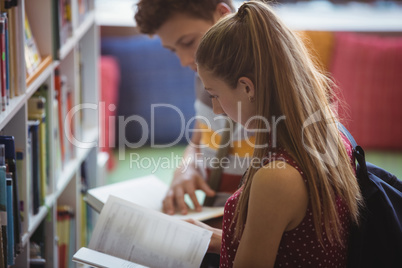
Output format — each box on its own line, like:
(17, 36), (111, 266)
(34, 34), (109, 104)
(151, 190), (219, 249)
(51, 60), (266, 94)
(196, 1), (362, 244)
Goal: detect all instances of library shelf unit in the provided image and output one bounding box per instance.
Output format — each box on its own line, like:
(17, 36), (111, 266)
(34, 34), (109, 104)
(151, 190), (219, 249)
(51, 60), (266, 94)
(1, 0), (102, 267)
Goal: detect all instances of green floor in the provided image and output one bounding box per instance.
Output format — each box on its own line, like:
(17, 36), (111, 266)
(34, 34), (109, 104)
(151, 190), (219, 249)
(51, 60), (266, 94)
(107, 145), (187, 185)
(107, 147), (402, 184)
(364, 150), (402, 178)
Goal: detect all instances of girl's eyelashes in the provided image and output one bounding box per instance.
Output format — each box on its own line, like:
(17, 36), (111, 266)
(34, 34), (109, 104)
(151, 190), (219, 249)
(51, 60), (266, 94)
(181, 39), (195, 47)
(209, 95), (218, 99)
(186, 40), (194, 46)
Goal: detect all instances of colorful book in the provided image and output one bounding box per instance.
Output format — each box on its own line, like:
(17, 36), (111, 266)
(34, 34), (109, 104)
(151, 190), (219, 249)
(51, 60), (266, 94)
(54, 68), (65, 165)
(68, 212), (75, 268)
(0, 144), (7, 267)
(58, 0), (72, 46)
(78, 0), (91, 24)
(26, 129), (34, 221)
(52, 98), (62, 181)
(15, 150), (26, 233)
(0, 216), (4, 268)
(1, 13), (10, 106)
(0, 136), (21, 256)
(28, 95), (47, 205)
(66, 90), (74, 160)
(24, 12), (41, 76)
(33, 86), (51, 194)
(27, 121), (40, 215)
(6, 176), (13, 266)
(55, 74), (73, 163)
(51, 0), (61, 59)
(57, 206), (74, 268)
(80, 162), (88, 247)
(0, 15), (6, 111)
(6, 3), (19, 97)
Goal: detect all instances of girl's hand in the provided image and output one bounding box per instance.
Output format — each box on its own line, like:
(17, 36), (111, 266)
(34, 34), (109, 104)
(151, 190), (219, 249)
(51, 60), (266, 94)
(185, 218), (222, 254)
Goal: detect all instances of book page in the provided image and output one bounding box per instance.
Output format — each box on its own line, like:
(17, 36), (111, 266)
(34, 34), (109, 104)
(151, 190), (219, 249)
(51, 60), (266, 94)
(87, 175), (167, 212)
(173, 207), (224, 221)
(73, 247), (146, 268)
(88, 195), (212, 268)
(86, 175), (224, 221)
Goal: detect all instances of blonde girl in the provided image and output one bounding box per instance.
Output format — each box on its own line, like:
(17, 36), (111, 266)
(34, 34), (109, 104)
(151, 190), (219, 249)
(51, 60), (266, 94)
(191, 1), (363, 267)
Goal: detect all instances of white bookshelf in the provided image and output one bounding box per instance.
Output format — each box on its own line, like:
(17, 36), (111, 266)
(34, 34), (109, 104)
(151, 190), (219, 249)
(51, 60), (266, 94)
(1, 0), (101, 267)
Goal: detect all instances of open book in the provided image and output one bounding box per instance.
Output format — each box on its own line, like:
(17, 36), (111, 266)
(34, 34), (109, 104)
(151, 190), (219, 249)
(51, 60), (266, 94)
(73, 195), (213, 268)
(85, 175), (224, 221)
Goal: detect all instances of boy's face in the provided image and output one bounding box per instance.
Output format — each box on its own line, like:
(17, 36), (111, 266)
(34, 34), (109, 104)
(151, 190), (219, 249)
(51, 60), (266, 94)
(156, 13), (215, 72)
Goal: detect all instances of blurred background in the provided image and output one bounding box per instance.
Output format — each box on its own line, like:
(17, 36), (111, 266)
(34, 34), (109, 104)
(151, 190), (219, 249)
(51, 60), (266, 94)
(94, 0), (402, 185)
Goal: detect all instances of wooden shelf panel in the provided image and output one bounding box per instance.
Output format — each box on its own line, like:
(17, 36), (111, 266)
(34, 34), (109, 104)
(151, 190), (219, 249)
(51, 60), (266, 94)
(26, 55), (53, 89)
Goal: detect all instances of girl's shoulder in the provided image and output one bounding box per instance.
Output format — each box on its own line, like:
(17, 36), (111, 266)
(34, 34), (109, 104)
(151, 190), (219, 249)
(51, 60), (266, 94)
(247, 159), (309, 236)
(252, 159), (308, 207)
(252, 159), (305, 195)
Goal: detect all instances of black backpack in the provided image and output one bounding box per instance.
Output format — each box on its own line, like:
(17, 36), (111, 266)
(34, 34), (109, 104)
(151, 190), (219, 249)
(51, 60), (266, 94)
(337, 123), (402, 268)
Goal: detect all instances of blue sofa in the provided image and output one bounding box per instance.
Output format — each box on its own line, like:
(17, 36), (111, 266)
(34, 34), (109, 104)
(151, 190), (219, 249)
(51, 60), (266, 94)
(101, 34), (196, 147)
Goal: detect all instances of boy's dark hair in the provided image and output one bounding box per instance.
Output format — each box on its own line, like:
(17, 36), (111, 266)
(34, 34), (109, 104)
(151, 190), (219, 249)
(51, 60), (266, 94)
(134, 0), (235, 34)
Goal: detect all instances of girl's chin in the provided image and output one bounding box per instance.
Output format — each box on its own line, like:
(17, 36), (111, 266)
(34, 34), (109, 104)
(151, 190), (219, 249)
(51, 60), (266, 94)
(241, 121), (256, 131)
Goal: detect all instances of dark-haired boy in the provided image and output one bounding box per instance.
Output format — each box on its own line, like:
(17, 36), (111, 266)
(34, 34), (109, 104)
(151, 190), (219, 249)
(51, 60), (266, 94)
(135, 0), (253, 218)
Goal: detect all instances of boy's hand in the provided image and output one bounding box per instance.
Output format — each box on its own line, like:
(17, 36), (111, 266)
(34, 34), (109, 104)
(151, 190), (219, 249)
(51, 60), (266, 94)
(163, 165), (215, 215)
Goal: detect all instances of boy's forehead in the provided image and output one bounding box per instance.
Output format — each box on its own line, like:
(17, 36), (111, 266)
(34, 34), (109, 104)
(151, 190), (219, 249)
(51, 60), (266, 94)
(156, 14), (212, 45)
(159, 13), (207, 33)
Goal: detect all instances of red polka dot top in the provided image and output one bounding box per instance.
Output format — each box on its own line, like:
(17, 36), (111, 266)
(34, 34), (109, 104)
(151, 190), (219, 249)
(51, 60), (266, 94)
(219, 134), (354, 268)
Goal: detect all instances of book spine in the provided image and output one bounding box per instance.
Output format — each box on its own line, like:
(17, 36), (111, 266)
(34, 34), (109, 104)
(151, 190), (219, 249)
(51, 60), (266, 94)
(36, 86), (51, 187)
(0, 144), (7, 268)
(66, 90), (73, 159)
(57, 206), (73, 268)
(26, 129), (33, 220)
(52, 99), (62, 181)
(60, 75), (69, 162)
(52, 0), (60, 59)
(15, 151), (26, 234)
(59, 0), (73, 46)
(80, 162), (88, 247)
(10, 4), (20, 96)
(6, 176), (13, 266)
(28, 95), (48, 204)
(68, 211), (75, 267)
(0, 17), (4, 112)
(0, 218), (4, 268)
(38, 117), (46, 204)
(1, 13), (9, 106)
(24, 12), (42, 76)
(54, 68), (65, 165)
(0, 136), (21, 256)
(28, 122), (41, 215)
(4, 6), (14, 100)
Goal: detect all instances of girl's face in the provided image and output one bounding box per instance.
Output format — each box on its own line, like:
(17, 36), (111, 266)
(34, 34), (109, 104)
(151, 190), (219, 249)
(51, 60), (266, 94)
(198, 67), (256, 128)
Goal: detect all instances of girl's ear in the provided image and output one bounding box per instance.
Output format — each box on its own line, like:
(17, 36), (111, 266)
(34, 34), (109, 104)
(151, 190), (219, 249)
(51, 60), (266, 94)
(214, 3), (232, 21)
(238, 77), (255, 100)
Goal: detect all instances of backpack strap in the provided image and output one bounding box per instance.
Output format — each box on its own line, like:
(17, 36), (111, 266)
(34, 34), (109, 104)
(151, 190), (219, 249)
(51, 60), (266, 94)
(337, 122), (357, 150)
(336, 122), (371, 185)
